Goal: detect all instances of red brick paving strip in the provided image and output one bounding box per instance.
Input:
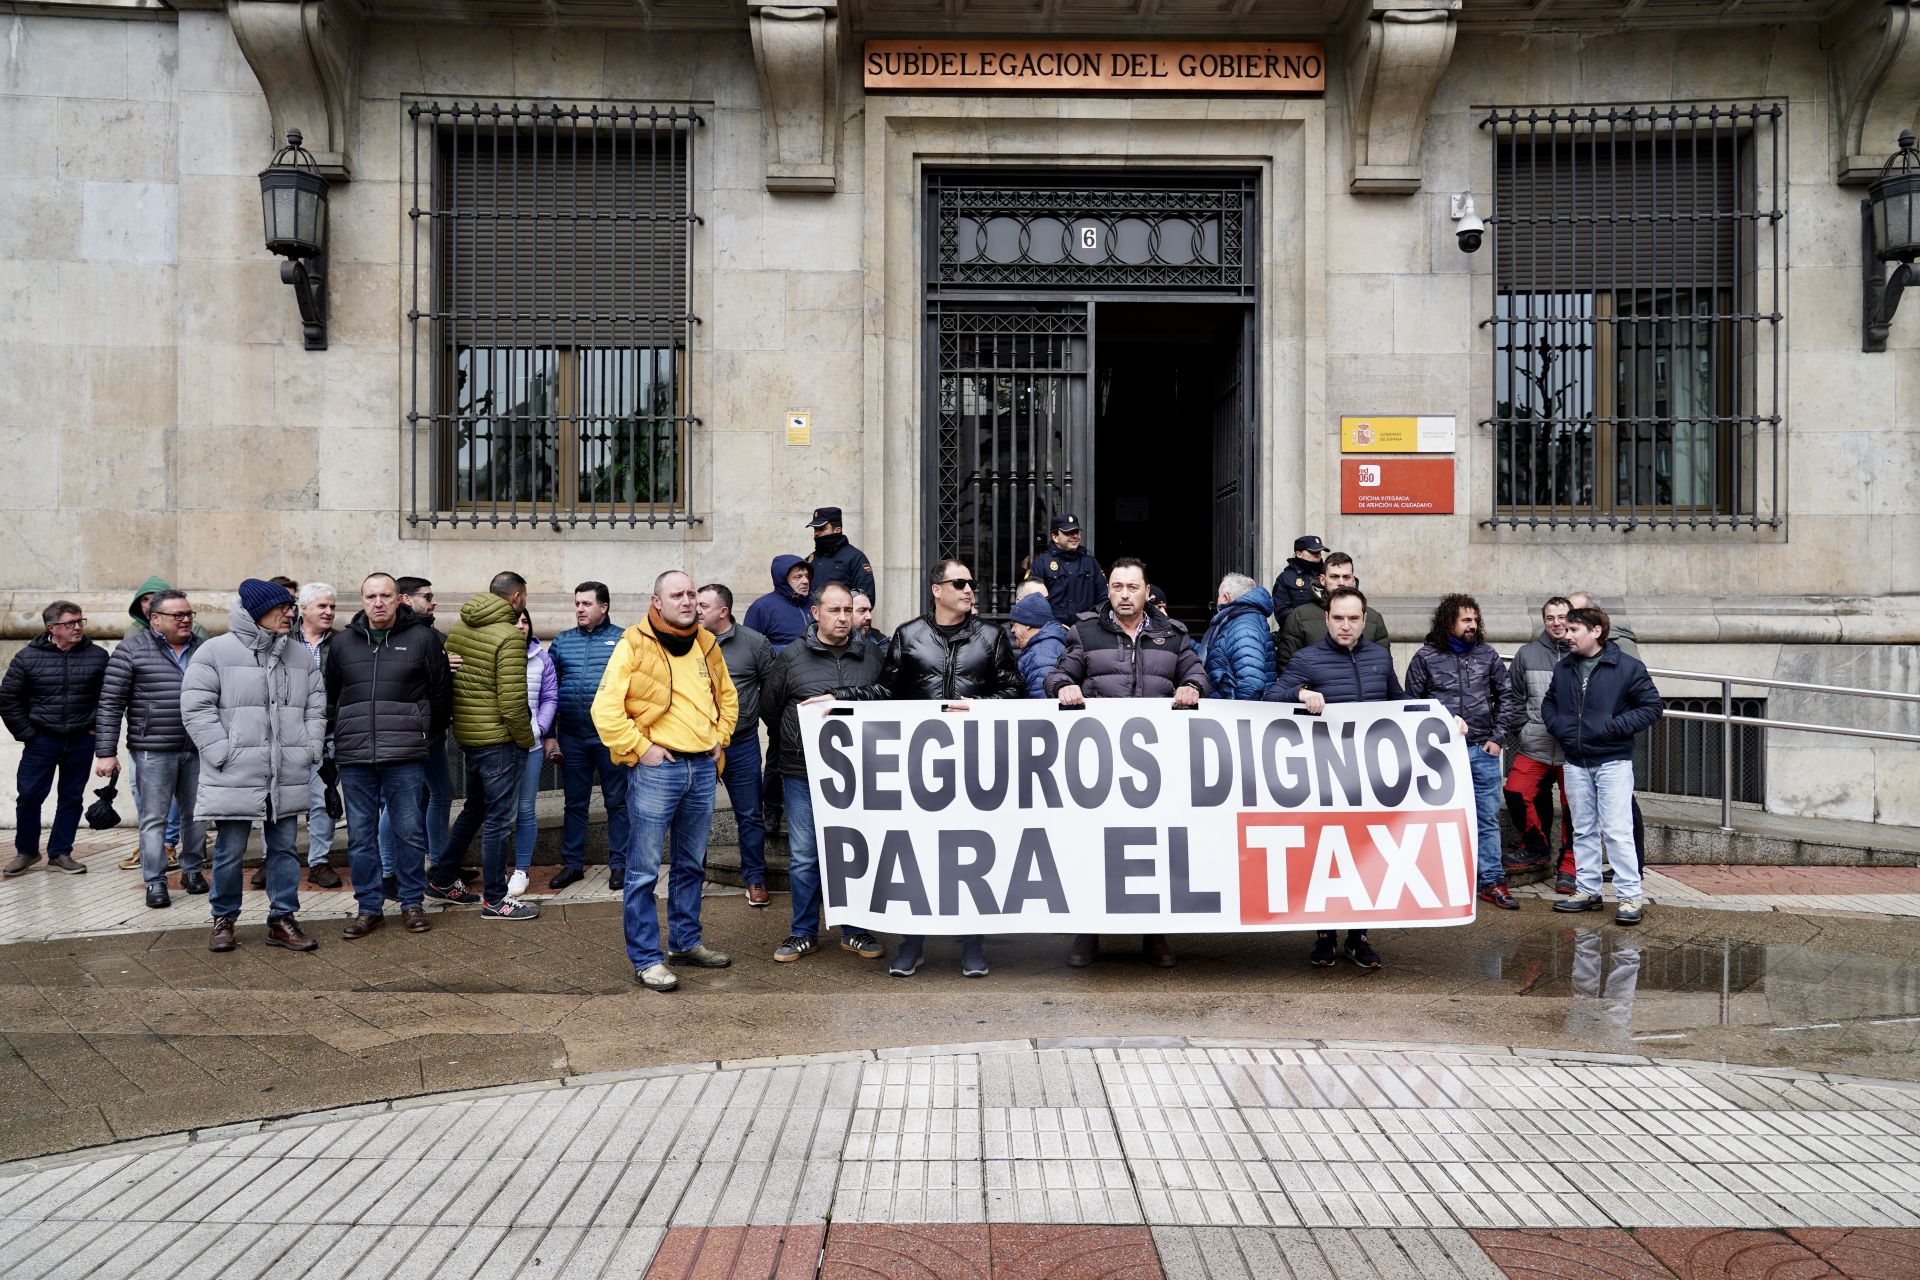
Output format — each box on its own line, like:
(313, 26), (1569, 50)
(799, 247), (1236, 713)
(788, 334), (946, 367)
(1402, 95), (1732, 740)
(1470, 1229), (1679, 1280)
(821, 1224), (992, 1279)
(1658, 867), (1920, 897)
(1785, 1229), (1920, 1280)
(646, 1225), (827, 1279)
(989, 1226), (1163, 1279)
(1635, 1229), (1837, 1279)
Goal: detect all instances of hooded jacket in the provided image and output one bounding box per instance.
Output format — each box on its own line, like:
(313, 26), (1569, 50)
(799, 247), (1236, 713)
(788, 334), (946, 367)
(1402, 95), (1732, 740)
(94, 627), (204, 756)
(836, 613), (1024, 701)
(806, 532), (876, 606)
(712, 623), (774, 745)
(525, 637), (559, 740)
(1265, 632), (1404, 705)
(1046, 606), (1210, 700)
(1507, 629), (1570, 764)
(549, 618), (623, 735)
(323, 608), (452, 767)
(1026, 546), (1106, 625)
(1405, 640), (1521, 747)
(1276, 596), (1390, 667)
(1017, 620), (1070, 700)
(125, 576), (209, 641)
(591, 613), (739, 766)
(179, 600), (327, 821)
(1200, 586), (1278, 702)
(1541, 642), (1664, 768)
(445, 593), (533, 749)
(742, 555), (813, 653)
(761, 622), (886, 777)
(1, 633), (109, 741)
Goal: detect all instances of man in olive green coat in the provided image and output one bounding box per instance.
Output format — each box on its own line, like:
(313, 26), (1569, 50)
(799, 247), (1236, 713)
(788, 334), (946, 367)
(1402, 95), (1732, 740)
(427, 571), (538, 919)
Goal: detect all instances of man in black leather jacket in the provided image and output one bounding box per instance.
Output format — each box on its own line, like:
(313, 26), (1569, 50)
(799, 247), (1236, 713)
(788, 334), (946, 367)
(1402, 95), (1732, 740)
(828, 559), (1023, 978)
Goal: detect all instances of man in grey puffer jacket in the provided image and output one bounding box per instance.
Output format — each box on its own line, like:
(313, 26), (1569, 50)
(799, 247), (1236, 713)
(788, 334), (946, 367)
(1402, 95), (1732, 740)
(181, 580), (327, 955)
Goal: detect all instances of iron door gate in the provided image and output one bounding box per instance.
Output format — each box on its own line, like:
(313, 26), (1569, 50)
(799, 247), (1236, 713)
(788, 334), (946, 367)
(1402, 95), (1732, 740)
(928, 305), (1091, 618)
(1210, 308), (1256, 592)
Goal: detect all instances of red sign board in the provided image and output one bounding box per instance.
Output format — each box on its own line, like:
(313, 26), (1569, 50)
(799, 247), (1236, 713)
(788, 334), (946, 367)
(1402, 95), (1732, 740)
(1341, 458), (1454, 515)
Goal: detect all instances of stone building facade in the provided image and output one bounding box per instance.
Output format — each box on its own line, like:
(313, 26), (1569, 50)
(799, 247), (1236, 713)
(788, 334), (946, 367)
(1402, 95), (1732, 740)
(1, 0), (1916, 825)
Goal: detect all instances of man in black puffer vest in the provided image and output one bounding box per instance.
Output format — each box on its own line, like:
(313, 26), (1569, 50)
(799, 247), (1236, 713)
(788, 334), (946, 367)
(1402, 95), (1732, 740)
(1047, 557), (1210, 970)
(2, 601), (110, 877)
(325, 572), (453, 939)
(830, 558), (1023, 979)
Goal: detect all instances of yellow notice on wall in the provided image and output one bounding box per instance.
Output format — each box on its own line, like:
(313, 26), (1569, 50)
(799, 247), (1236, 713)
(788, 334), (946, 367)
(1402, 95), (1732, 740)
(1340, 415), (1456, 454)
(786, 411), (812, 446)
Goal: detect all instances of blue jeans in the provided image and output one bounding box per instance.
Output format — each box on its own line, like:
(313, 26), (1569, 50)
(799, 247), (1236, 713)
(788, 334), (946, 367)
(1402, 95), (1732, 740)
(382, 732), (450, 879)
(132, 749), (207, 886)
(1565, 759), (1643, 901)
(306, 759), (334, 867)
(1468, 747), (1506, 885)
(126, 753), (183, 847)
(211, 816), (299, 920)
(786, 773), (852, 940)
(434, 742), (520, 904)
(622, 754), (716, 970)
(341, 761), (427, 913)
(723, 735), (768, 886)
(514, 747), (544, 870)
(14, 732), (93, 860)
(559, 726), (630, 874)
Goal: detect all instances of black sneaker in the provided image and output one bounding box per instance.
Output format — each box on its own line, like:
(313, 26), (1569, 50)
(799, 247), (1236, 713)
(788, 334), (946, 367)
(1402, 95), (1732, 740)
(840, 932), (884, 959)
(1344, 934), (1382, 971)
(481, 897), (539, 920)
(1310, 932), (1337, 967)
(425, 880), (481, 905)
(889, 938), (924, 977)
(774, 934), (817, 963)
(960, 937), (989, 978)
(607, 866), (626, 893)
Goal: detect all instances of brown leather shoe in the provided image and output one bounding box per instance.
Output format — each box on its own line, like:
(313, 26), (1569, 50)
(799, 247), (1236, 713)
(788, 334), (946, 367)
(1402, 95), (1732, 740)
(249, 865), (267, 889)
(1067, 934), (1098, 968)
(209, 916), (236, 953)
(402, 906), (431, 933)
(341, 912), (384, 939)
(745, 882), (770, 908)
(1143, 934), (1177, 969)
(266, 916), (318, 952)
(308, 862), (343, 889)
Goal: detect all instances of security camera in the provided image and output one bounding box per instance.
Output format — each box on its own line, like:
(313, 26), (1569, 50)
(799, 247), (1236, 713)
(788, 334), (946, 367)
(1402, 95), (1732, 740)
(1451, 193), (1485, 254)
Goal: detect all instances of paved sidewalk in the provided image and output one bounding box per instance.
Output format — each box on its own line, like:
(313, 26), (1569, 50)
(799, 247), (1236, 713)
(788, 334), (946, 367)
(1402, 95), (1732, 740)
(2, 1040), (1917, 1279)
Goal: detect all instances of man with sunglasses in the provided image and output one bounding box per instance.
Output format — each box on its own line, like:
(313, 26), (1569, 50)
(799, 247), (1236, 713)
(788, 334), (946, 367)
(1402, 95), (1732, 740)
(93, 590), (210, 908)
(2, 602), (110, 877)
(828, 559), (1023, 978)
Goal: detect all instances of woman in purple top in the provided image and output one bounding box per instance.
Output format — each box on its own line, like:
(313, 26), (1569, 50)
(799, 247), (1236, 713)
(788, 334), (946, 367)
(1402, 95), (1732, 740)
(508, 607), (561, 898)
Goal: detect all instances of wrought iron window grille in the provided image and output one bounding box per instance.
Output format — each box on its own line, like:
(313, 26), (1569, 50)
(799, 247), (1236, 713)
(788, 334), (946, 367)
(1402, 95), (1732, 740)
(1479, 101), (1785, 532)
(406, 99), (704, 530)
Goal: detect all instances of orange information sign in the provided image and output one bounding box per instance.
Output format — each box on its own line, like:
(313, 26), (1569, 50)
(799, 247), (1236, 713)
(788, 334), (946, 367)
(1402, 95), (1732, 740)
(863, 40), (1326, 95)
(1341, 459), (1455, 515)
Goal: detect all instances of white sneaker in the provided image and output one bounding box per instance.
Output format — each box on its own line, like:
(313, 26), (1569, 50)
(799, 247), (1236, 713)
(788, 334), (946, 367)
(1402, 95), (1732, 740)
(507, 869), (528, 898)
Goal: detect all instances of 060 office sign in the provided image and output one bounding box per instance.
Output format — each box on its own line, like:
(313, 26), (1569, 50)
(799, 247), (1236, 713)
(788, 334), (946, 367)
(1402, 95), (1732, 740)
(1341, 459), (1455, 515)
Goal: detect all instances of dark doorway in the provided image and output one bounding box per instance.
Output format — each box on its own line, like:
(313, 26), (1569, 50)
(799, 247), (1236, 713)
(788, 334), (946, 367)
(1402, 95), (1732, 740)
(1093, 302), (1253, 629)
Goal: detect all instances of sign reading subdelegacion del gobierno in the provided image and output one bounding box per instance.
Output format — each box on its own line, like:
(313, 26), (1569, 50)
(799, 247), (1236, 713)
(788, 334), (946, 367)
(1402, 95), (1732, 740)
(863, 40), (1326, 95)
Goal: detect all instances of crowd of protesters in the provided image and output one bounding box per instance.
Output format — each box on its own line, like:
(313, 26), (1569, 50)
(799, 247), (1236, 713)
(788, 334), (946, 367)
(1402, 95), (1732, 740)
(1, 506), (1661, 988)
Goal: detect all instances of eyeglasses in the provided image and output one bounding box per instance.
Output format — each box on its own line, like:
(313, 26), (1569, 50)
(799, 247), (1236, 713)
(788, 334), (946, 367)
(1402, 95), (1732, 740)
(50, 618), (86, 629)
(152, 610), (196, 621)
(940, 578), (976, 591)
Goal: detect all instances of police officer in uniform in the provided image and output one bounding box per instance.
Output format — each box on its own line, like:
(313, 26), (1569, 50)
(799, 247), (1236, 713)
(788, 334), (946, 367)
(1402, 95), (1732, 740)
(805, 507), (876, 608)
(1025, 513), (1105, 626)
(1271, 534), (1328, 615)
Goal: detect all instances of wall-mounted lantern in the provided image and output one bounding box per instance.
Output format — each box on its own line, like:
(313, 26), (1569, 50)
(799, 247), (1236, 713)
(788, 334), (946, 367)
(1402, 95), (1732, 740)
(259, 130), (329, 351)
(1864, 130), (1918, 353)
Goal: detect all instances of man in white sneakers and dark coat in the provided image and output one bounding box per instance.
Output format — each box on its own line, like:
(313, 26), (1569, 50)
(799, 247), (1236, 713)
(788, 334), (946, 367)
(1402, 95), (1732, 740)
(181, 579), (328, 954)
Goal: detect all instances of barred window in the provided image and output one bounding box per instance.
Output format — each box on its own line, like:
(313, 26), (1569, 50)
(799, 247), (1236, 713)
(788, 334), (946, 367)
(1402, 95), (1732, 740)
(1483, 103), (1783, 530)
(407, 101), (703, 529)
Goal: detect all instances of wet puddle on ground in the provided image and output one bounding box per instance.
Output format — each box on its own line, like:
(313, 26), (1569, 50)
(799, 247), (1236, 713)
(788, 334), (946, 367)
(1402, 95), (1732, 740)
(1479, 929), (1920, 1036)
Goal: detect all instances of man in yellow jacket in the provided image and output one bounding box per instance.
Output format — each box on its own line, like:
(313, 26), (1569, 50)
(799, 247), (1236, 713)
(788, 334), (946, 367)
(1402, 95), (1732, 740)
(593, 569), (739, 991)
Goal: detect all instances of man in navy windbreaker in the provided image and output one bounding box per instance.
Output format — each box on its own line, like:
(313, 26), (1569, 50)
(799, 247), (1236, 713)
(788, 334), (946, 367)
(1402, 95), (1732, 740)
(1200, 573), (1276, 700)
(741, 555), (813, 834)
(1265, 586), (1400, 972)
(1543, 605), (1663, 928)
(546, 581), (627, 891)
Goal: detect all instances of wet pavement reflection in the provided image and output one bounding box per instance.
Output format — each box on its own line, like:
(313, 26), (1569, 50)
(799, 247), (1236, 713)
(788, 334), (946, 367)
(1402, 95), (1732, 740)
(1481, 927), (1920, 1037)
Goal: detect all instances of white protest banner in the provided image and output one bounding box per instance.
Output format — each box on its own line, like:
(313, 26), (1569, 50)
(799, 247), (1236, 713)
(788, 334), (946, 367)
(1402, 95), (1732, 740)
(797, 698), (1478, 936)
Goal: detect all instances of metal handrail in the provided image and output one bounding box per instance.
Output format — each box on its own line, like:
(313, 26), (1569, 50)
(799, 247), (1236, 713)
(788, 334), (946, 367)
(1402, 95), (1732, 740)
(1501, 655), (1919, 833)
